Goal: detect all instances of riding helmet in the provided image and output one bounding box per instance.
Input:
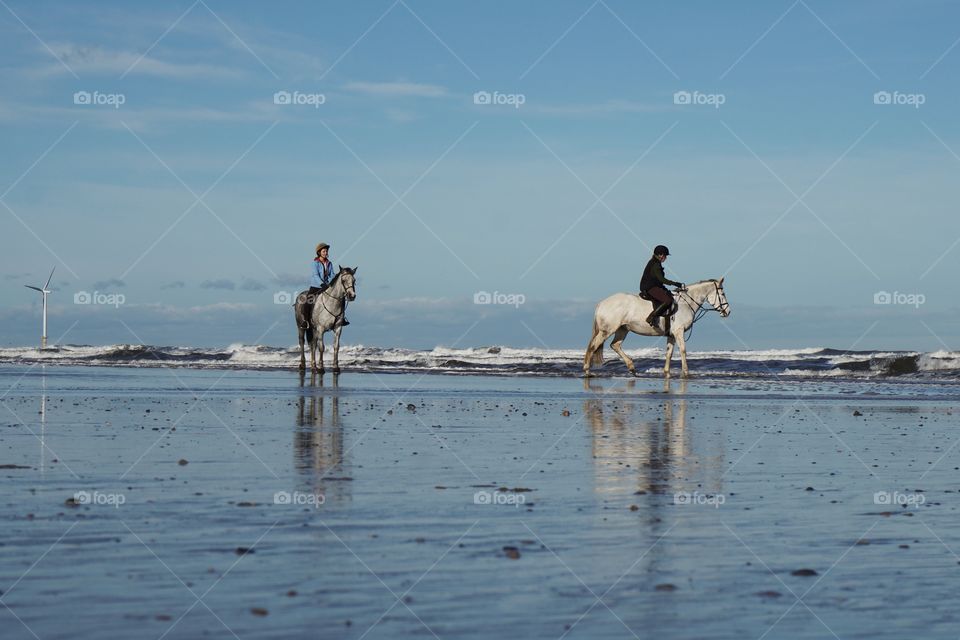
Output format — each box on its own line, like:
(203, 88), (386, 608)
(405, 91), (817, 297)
(654, 244), (670, 256)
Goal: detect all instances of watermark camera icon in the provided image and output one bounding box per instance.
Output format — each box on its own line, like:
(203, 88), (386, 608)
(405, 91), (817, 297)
(473, 490), (492, 504)
(73, 91), (92, 105)
(274, 491), (292, 504)
(474, 291), (492, 304)
(473, 91), (492, 105)
(74, 490), (92, 504)
(74, 291), (92, 304)
(874, 291), (892, 304)
(673, 91), (691, 105)
(673, 491), (691, 505)
(874, 491), (891, 504)
(873, 91), (892, 105)
(274, 91), (292, 105)
(274, 291), (294, 305)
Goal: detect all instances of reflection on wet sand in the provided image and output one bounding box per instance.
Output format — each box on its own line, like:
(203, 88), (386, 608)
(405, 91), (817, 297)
(583, 378), (724, 502)
(296, 371), (349, 503)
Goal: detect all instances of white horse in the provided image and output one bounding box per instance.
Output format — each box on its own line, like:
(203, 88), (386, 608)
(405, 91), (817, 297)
(294, 267), (357, 374)
(583, 278), (730, 378)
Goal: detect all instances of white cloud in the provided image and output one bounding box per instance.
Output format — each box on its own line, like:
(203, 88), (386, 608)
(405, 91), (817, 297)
(343, 81), (448, 98)
(36, 43), (246, 79)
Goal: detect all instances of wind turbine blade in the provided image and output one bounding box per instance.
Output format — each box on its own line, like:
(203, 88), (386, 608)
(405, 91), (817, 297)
(25, 285), (43, 292)
(44, 266), (55, 289)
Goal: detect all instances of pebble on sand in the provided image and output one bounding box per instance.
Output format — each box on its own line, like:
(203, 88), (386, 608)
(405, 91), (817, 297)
(178, 459), (189, 466)
(756, 590), (782, 598)
(503, 546), (521, 559)
(235, 547), (255, 555)
(791, 569), (818, 576)
(250, 607), (269, 616)
(654, 583), (677, 591)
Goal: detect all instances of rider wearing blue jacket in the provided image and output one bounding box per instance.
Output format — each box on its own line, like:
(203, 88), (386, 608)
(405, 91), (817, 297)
(304, 242), (349, 326)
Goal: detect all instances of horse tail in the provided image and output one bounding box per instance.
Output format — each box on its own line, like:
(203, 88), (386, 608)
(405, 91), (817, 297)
(587, 316), (604, 368)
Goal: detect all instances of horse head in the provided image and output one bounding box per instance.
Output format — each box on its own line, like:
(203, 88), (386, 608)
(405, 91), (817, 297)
(709, 277), (730, 317)
(337, 265), (358, 301)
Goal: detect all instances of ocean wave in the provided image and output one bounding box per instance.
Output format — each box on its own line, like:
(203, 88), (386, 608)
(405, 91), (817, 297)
(2, 343), (960, 380)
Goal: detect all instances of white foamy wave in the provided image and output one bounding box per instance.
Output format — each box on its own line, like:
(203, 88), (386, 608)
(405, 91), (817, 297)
(1, 343), (958, 380)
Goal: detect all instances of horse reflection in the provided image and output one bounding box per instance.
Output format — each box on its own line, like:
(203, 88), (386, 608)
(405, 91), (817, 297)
(296, 371), (349, 503)
(583, 378), (723, 500)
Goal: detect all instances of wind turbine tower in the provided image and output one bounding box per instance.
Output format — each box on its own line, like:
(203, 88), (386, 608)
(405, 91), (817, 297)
(24, 267), (55, 349)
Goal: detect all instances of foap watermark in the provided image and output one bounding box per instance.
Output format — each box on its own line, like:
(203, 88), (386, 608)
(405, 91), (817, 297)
(673, 491), (725, 508)
(474, 291), (525, 308)
(274, 90), (326, 108)
(673, 90), (725, 109)
(874, 490), (925, 508)
(873, 91), (925, 109)
(274, 490), (325, 508)
(473, 490), (526, 508)
(73, 90), (126, 109)
(74, 490), (126, 508)
(74, 291), (125, 307)
(874, 291), (925, 308)
(273, 290), (296, 305)
(473, 90), (526, 109)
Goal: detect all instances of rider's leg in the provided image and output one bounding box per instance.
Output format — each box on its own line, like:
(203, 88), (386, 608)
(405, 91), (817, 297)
(645, 287), (672, 331)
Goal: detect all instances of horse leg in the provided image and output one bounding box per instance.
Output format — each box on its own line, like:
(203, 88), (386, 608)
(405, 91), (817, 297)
(676, 332), (689, 378)
(609, 327), (635, 376)
(309, 330), (318, 373)
(332, 326), (342, 374)
(317, 331), (326, 376)
(583, 326), (611, 376)
(664, 335), (676, 377)
(298, 327), (306, 370)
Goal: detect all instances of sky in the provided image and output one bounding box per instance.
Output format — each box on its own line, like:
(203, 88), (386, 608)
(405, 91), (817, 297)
(2, 0), (959, 352)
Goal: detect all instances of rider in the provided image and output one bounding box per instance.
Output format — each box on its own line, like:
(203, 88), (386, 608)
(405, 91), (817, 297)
(640, 245), (685, 333)
(303, 242), (349, 327)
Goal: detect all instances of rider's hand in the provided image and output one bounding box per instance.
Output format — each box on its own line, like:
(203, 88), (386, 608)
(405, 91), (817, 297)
(676, 283), (686, 290)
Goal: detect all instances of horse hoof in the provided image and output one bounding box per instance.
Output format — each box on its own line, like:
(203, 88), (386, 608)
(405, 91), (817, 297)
(333, 367), (341, 375)
(298, 363), (306, 371)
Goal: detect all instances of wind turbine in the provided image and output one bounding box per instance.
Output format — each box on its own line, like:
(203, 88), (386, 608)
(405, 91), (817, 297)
(25, 267), (55, 349)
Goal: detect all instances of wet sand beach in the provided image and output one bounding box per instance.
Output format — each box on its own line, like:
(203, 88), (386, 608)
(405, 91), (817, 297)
(2, 365), (959, 639)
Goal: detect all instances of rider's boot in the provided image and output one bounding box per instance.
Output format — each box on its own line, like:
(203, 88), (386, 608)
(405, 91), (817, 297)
(646, 302), (670, 334)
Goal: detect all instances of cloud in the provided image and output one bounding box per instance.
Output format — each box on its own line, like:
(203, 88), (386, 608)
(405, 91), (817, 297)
(343, 81), (448, 98)
(4, 272), (33, 281)
(200, 279), (236, 290)
(36, 44), (246, 79)
(240, 278), (266, 291)
(272, 273), (306, 287)
(160, 280), (186, 290)
(92, 278), (126, 289)
(530, 100), (671, 117)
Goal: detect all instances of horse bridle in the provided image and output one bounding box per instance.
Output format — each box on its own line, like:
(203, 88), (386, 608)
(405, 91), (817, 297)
(318, 276), (355, 319)
(675, 281), (728, 339)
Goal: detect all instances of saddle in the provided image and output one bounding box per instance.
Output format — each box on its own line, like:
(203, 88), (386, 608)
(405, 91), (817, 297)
(638, 290), (678, 316)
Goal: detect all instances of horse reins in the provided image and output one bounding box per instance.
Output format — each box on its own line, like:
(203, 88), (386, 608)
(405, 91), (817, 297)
(675, 281), (727, 341)
(317, 277), (354, 321)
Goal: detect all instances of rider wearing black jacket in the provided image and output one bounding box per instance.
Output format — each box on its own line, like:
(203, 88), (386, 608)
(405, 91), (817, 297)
(640, 245), (685, 333)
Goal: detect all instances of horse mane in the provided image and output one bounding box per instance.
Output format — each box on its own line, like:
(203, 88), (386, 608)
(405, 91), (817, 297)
(328, 267), (354, 287)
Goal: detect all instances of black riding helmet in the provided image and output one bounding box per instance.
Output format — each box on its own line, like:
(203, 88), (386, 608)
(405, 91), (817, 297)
(654, 245), (670, 256)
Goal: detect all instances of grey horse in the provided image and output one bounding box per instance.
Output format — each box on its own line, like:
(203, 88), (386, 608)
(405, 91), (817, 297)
(294, 266), (357, 373)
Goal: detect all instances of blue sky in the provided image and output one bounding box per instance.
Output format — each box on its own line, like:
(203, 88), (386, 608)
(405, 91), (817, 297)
(2, 0), (959, 351)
